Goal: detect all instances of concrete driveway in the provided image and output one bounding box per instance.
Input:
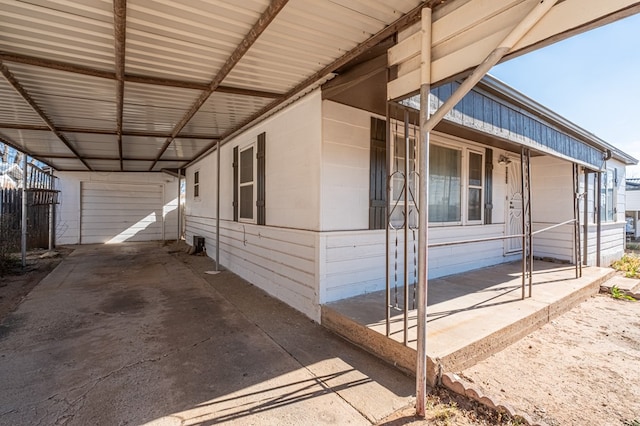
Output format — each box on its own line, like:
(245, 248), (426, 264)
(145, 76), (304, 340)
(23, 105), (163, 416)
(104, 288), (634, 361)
(0, 242), (413, 425)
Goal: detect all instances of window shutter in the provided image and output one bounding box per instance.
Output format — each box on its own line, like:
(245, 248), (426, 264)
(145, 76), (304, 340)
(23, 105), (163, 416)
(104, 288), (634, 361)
(369, 117), (387, 230)
(484, 148), (493, 224)
(257, 132), (266, 225)
(233, 146), (238, 222)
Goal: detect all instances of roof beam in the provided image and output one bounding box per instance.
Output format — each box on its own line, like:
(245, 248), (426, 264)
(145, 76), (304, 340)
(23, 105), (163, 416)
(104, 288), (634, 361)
(0, 62), (92, 170)
(114, 0), (127, 171)
(35, 153), (190, 162)
(191, 0), (430, 163)
(0, 52), (283, 98)
(149, 0), (290, 171)
(0, 123), (219, 140)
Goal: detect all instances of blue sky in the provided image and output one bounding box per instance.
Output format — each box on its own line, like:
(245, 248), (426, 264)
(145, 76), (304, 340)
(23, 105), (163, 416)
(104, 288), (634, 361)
(490, 12), (640, 178)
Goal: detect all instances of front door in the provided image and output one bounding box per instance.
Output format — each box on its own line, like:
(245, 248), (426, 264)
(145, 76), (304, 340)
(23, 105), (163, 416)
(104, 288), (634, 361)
(505, 159), (522, 254)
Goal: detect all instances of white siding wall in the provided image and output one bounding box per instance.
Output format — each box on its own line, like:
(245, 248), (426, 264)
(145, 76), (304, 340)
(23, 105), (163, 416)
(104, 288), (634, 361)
(186, 217), (319, 319)
(582, 159), (627, 265)
(530, 156), (575, 262)
(319, 224), (519, 304)
(56, 172), (179, 245)
(185, 90), (323, 320)
(320, 100), (376, 230)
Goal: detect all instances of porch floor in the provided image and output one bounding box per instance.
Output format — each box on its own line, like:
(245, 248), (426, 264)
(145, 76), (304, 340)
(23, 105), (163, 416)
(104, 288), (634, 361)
(321, 260), (615, 383)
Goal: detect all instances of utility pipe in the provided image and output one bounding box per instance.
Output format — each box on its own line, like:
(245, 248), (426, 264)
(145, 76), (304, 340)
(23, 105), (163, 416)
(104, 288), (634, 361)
(415, 6), (431, 418)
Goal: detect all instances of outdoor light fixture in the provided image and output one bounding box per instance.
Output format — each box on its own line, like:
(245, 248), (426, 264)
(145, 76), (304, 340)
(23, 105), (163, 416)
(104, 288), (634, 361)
(498, 155), (512, 166)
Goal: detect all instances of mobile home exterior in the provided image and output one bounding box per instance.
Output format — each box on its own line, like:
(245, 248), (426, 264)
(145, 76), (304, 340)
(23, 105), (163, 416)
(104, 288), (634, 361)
(184, 75), (636, 321)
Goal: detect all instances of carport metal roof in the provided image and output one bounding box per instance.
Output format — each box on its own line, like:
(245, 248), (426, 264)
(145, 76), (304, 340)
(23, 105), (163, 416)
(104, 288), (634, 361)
(1, 0), (638, 172)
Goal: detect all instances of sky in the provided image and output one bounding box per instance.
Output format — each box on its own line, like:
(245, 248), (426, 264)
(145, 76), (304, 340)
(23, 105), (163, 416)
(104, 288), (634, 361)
(490, 12), (640, 178)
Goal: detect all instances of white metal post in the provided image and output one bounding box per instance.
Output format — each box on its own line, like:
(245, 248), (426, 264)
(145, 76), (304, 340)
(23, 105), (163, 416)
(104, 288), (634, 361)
(415, 6), (431, 418)
(21, 154), (27, 267)
(216, 140), (221, 271)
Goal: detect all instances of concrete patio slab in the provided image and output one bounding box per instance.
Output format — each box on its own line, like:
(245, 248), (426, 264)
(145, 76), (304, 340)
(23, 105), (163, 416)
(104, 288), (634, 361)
(322, 260), (615, 384)
(0, 242), (414, 425)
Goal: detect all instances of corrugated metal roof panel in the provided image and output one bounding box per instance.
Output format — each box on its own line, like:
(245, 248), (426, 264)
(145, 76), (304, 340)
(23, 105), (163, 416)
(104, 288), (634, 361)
(184, 92), (272, 136)
(0, 0), (115, 71)
(122, 136), (164, 159)
(123, 160), (153, 171)
(221, 0), (422, 93)
(149, 160), (188, 171)
(9, 64), (117, 130)
(86, 159), (121, 170)
(123, 83), (201, 132)
(162, 138), (213, 160)
(40, 157), (87, 171)
(0, 78), (46, 126)
(64, 133), (119, 158)
(125, 0), (268, 82)
(0, 129), (73, 157)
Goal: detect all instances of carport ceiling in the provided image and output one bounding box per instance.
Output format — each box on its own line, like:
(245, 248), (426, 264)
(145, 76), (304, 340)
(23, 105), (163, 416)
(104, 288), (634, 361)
(1, 0), (638, 172)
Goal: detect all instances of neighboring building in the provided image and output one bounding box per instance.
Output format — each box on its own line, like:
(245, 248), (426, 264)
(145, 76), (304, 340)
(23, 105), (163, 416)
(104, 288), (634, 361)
(627, 178), (640, 240)
(183, 68), (637, 321)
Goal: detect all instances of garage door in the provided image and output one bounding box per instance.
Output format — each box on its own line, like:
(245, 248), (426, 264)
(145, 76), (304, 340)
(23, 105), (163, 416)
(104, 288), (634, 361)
(81, 182), (163, 244)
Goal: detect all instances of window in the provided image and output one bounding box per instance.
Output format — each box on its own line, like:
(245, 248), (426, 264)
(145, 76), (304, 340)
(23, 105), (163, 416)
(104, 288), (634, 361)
(468, 152), (483, 221)
(233, 132), (266, 225)
(600, 168), (616, 222)
(429, 144), (461, 223)
(383, 126), (484, 226)
(428, 143), (484, 225)
(239, 145), (255, 221)
(193, 171), (199, 198)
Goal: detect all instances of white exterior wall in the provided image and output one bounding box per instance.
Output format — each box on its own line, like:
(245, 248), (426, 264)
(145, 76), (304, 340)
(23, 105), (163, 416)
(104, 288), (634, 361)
(317, 100), (517, 303)
(583, 159), (627, 265)
(185, 90), (323, 320)
(320, 101), (375, 230)
(56, 172), (179, 245)
(627, 189), (640, 239)
(183, 95), (630, 319)
(530, 156), (575, 262)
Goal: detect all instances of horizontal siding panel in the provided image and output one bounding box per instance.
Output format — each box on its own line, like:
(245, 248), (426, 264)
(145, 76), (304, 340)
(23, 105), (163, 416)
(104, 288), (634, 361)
(185, 215), (318, 319)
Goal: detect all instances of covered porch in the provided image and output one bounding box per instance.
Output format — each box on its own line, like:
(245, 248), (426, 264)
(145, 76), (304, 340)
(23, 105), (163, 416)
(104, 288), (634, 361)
(322, 259), (615, 385)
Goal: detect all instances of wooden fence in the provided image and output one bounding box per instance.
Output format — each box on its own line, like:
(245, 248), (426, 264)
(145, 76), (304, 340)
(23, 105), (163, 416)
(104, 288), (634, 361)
(0, 189), (51, 251)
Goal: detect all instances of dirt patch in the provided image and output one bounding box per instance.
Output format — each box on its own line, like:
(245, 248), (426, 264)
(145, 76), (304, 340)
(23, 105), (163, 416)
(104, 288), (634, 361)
(0, 247), (72, 323)
(460, 293), (640, 426)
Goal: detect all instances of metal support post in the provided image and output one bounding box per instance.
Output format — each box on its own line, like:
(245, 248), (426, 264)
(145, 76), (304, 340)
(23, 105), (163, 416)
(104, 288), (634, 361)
(423, 0), (558, 134)
(21, 154), (27, 267)
(177, 168), (182, 243)
(403, 109), (410, 346)
(526, 149), (532, 297)
(48, 168), (54, 250)
(583, 171), (589, 265)
(216, 140), (221, 271)
(385, 91), (391, 337)
(415, 6), (431, 418)
(572, 164), (582, 278)
(520, 148), (526, 299)
(596, 171), (602, 266)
